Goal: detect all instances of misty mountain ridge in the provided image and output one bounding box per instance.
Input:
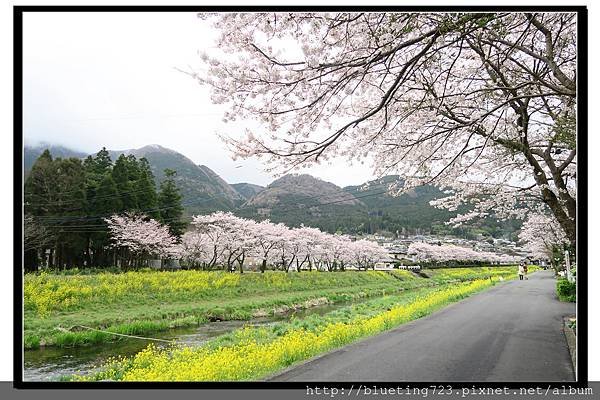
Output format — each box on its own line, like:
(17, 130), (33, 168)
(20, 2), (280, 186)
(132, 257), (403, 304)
(244, 174), (363, 208)
(24, 143), (520, 238)
(231, 182), (265, 200)
(107, 144), (245, 215)
(25, 143), (87, 171)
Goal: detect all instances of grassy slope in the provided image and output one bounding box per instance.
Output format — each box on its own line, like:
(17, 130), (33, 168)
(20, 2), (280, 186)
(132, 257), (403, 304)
(25, 268), (519, 349)
(77, 278), (501, 381)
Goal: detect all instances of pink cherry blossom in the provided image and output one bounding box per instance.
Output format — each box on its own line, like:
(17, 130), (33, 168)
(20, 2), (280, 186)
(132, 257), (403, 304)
(105, 213), (179, 261)
(194, 12), (577, 248)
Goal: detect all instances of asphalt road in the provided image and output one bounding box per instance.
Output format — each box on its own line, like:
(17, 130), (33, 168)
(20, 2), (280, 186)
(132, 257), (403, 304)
(269, 270), (576, 382)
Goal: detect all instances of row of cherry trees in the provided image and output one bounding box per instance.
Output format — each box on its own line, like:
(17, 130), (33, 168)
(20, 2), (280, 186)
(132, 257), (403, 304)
(105, 212), (387, 272)
(181, 212), (388, 272)
(106, 212), (531, 271)
(407, 242), (521, 265)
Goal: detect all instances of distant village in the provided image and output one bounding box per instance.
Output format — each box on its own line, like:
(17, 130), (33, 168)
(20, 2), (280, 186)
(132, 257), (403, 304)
(363, 234), (531, 269)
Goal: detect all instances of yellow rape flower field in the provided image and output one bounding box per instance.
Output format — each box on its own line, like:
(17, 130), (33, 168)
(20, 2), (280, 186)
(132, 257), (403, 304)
(71, 275), (521, 382)
(25, 267), (527, 349)
(23, 266), (540, 381)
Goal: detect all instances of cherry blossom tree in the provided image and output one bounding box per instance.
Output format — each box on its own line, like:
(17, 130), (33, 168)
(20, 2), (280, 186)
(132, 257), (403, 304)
(284, 227), (310, 272)
(272, 225), (316, 272)
(291, 225), (326, 271)
(518, 212), (569, 270)
(180, 230), (213, 268)
(190, 212), (258, 273)
(407, 241), (516, 265)
(105, 213), (178, 268)
(194, 12), (577, 248)
(187, 213), (228, 269)
(350, 239), (388, 270)
(319, 235), (351, 271)
(252, 220), (286, 272)
(181, 212), (393, 272)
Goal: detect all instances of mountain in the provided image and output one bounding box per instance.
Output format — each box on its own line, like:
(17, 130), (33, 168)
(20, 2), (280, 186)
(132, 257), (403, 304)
(107, 145), (244, 216)
(343, 176), (456, 235)
(231, 182), (264, 200)
(24, 143), (87, 171)
(344, 176), (521, 239)
(244, 174), (363, 207)
(238, 174), (367, 231)
(239, 173), (520, 238)
(24, 142), (521, 238)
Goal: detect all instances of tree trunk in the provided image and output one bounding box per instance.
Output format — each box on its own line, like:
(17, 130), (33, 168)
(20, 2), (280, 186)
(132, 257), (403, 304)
(261, 258), (267, 273)
(227, 253), (235, 272)
(84, 235), (91, 267)
(522, 147), (576, 249)
(238, 253), (245, 274)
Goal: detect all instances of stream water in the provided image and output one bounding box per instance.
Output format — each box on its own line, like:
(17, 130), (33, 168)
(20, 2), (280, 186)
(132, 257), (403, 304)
(23, 301), (350, 381)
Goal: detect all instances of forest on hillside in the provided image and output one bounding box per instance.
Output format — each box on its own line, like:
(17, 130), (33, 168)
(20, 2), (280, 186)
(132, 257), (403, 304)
(24, 148), (185, 271)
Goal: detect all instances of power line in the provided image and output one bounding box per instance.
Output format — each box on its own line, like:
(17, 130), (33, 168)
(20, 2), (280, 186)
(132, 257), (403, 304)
(30, 179), (403, 227)
(44, 214), (190, 230)
(31, 194), (219, 222)
(25, 185), (154, 206)
(236, 180), (400, 217)
(25, 158), (409, 232)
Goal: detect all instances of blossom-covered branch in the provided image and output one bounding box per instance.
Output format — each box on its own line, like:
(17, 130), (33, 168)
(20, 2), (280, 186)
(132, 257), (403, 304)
(195, 12), (577, 248)
(105, 213), (179, 266)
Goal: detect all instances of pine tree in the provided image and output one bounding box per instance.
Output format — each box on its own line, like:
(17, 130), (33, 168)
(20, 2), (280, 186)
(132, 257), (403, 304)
(24, 150), (58, 270)
(84, 148), (114, 212)
(92, 147), (112, 174)
(125, 154), (141, 182)
(24, 152), (90, 269)
(24, 149), (58, 216)
(112, 154), (138, 211)
(54, 158), (88, 268)
(93, 174), (122, 217)
(89, 174), (122, 266)
(136, 158), (160, 219)
(158, 168), (186, 237)
(83, 149), (117, 267)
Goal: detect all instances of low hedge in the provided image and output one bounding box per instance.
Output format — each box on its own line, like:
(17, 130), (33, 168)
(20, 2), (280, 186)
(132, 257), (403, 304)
(556, 278), (576, 302)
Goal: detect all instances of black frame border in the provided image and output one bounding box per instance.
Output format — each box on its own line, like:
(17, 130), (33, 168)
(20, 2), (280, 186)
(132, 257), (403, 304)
(13, 4), (588, 390)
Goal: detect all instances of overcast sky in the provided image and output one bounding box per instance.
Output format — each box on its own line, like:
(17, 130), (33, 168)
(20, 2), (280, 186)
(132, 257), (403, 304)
(22, 12), (376, 187)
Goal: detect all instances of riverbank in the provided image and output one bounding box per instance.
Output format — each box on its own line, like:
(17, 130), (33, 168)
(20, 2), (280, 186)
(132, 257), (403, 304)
(75, 278), (501, 381)
(25, 267), (521, 349)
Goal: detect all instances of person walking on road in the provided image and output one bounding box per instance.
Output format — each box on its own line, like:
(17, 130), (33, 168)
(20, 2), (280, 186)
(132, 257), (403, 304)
(523, 264), (529, 280)
(518, 262), (525, 281)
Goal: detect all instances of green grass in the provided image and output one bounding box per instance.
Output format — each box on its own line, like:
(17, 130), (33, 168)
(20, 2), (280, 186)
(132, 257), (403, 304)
(74, 278), (500, 382)
(25, 283), (423, 349)
(24, 267), (520, 349)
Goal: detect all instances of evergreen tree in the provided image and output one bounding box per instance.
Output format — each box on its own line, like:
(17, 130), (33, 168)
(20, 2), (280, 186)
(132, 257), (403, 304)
(24, 150), (57, 270)
(24, 150), (58, 216)
(136, 158), (160, 219)
(89, 174), (122, 266)
(112, 154), (138, 211)
(92, 174), (122, 219)
(54, 158), (88, 268)
(125, 154), (141, 182)
(83, 149), (117, 267)
(84, 148), (114, 213)
(91, 147), (112, 174)
(23, 148), (166, 269)
(158, 168), (186, 237)
(24, 152), (90, 269)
